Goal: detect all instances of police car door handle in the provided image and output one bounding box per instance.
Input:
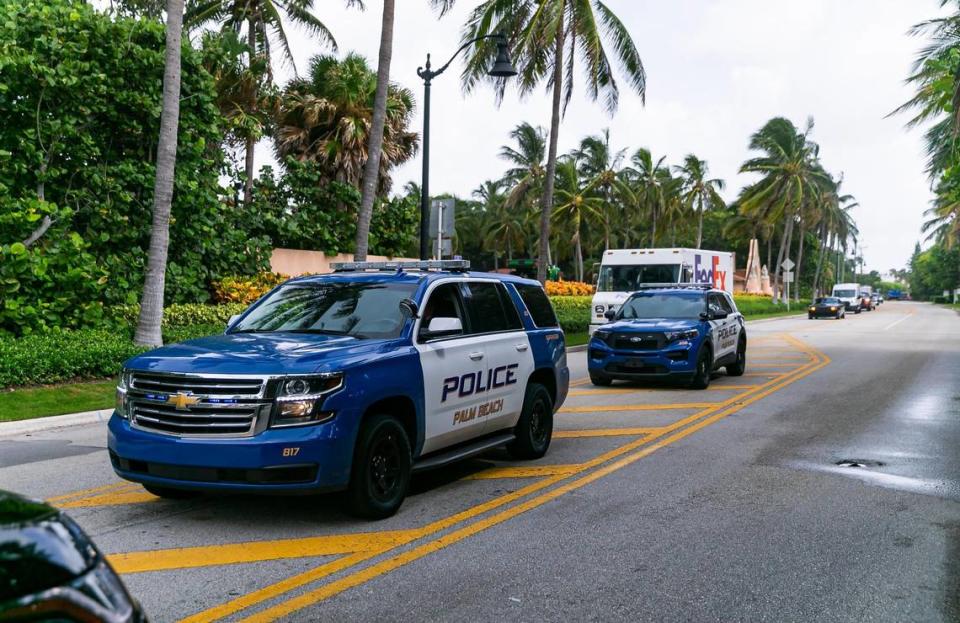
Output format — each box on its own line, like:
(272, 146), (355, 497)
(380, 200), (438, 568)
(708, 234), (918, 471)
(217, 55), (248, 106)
(468, 351), (484, 361)
(515, 343), (529, 352)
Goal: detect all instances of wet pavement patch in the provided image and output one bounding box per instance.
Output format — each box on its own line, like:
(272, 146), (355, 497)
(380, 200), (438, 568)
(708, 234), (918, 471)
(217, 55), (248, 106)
(0, 440), (104, 468)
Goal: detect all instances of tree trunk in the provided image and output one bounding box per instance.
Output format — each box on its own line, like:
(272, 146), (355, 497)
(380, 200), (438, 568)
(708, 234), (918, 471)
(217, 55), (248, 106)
(794, 218), (806, 302)
(696, 195), (704, 249)
(538, 18), (564, 284)
(766, 234), (772, 271)
(354, 0), (395, 261)
(772, 218), (790, 302)
(812, 225), (828, 297)
(242, 19), (257, 208)
(134, 0), (184, 347)
(650, 201), (657, 245)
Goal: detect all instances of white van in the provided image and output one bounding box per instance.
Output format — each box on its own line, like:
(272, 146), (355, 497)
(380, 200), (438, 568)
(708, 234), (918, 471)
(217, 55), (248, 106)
(590, 248), (735, 334)
(832, 282), (862, 313)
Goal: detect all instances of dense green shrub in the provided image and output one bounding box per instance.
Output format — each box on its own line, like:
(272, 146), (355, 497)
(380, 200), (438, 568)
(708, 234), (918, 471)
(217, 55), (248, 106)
(550, 296), (592, 334)
(111, 302), (248, 328)
(0, 329), (147, 387)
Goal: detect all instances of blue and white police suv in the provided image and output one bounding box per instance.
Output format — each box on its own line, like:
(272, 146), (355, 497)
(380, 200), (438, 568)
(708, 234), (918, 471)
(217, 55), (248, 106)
(109, 261), (569, 518)
(587, 284), (746, 389)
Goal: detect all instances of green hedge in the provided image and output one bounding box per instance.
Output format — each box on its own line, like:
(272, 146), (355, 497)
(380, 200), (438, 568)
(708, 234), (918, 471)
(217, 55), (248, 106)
(550, 296), (592, 334)
(110, 303), (248, 329)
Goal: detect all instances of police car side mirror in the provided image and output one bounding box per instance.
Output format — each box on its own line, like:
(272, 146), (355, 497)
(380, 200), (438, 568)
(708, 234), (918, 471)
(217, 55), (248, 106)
(399, 298), (419, 319)
(421, 317), (463, 340)
(604, 309), (616, 321)
(713, 310), (729, 320)
(699, 311), (712, 321)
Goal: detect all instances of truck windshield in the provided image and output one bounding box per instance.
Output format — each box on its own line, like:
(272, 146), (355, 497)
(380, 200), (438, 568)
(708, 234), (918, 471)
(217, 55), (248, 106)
(597, 264), (680, 292)
(618, 293), (705, 319)
(231, 281), (418, 339)
(834, 289), (856, 297)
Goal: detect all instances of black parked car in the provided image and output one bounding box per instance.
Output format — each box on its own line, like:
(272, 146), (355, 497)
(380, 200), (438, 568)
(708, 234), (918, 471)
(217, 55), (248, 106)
(0, 490), (145, 622)
(808, 297), (846, 320)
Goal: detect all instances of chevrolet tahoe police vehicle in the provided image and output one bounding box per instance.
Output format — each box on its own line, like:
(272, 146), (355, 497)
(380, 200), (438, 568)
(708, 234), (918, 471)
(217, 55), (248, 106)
(587, 284), (746, 389)
(109, 261), (569, 519)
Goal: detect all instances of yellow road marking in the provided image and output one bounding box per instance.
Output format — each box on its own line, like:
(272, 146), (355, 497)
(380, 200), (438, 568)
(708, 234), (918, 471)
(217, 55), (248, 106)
(60, 489), (158, 509)
(110, 531), (419, 574)
(463, 464), (581, 480)
(567, 384), (759, 396)
(560, 403), (715, 413)
(554, 427), (663, 438)
(46, 482), (131, 504)
(232, 342), (831, 623)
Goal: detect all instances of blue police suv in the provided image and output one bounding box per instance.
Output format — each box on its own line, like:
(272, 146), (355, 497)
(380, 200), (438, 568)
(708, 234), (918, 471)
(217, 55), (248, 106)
(587, 285), (746, 389)
(109, 261), (568, 519)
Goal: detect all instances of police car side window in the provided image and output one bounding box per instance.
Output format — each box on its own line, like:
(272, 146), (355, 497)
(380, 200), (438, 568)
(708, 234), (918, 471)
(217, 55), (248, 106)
(722, 293), (737, 314)
(715, 293), (733, 314)
(515, 284), (559, 328)
(497, 284), (524, 330)
(708, 294), (725, 315)
(419, 283), (466, 341)
(462, 282), (512, 335)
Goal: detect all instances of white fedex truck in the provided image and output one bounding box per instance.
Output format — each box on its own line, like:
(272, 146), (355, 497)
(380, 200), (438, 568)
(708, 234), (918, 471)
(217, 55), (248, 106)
(589, 248), (735, 334)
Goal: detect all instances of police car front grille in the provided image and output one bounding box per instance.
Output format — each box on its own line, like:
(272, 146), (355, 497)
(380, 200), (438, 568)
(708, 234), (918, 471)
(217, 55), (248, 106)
(611, 333), (665, 351)
(128, 372), (269, 437)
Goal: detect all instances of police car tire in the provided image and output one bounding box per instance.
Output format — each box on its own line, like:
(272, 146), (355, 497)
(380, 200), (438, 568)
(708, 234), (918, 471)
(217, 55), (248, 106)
(142, 484), (200, 500)
(726, 337), (747, 377)
(590, 373), (613, 386)
(689, 346), (712, 390)
(507, 383), (553, 460)
(346, 414), (411, 520)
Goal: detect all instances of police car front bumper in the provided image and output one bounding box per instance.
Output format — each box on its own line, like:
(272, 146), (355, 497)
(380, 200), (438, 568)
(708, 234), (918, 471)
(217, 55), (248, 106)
(107, 412), (358, 493)
(587, 339), (698, 378)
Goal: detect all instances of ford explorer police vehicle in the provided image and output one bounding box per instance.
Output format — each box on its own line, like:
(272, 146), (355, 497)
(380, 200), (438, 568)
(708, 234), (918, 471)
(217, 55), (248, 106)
(109, 261), (569, 519)
(587, 284), (746, 389)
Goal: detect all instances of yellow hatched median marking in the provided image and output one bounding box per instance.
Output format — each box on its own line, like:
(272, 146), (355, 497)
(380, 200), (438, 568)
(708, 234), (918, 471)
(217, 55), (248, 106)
(560, 403), (714, 413)
(224, 340), (831, 623)
(554, 427), (663, 438)
(46, 482), (132, 504)
(60, 488), (158, 508)
(463, 464), (581, 480)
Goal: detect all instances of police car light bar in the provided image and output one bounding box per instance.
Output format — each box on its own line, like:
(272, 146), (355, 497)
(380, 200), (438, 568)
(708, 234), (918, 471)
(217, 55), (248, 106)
(330, 260), (471, 272)
(635, 282), (714, 290)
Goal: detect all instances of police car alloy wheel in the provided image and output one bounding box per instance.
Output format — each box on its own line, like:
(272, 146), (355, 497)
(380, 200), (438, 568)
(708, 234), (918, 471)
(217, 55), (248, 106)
(347, 414), (412, 519)
(507, 383), (553, 460)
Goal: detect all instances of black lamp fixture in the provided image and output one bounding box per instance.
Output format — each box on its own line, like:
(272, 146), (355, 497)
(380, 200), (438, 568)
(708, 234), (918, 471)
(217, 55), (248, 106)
(416, 33), (516, 260)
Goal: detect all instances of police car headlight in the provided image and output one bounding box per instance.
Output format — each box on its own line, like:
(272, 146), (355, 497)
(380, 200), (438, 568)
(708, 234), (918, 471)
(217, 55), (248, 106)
(665, 328), (699, 342)
(594, 330), (611, 341)
(272, 373), (343, 427)
(115, 370), (132, 419)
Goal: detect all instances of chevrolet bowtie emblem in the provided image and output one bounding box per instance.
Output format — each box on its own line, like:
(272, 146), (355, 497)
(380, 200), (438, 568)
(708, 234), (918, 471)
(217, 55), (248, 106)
(167, 392), (200, 410)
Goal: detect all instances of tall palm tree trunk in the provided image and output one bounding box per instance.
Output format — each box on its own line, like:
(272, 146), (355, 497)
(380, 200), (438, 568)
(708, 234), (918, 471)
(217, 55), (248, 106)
(794, 217), (806, 302)
(135, 0), (184, 347)
(696, 196), (704, 249)
(772, 218), (790, 302)
(812, 225), (828, 297)
(537, 18), (564, 283)
(354, 0), (395, 261)
(242, 18), (257, 208)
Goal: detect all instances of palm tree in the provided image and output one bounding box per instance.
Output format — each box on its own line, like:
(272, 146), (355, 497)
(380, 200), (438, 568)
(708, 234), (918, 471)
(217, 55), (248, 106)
(185, 0), (352, 206)
(135, 0), (185, 347)
(675, 155), (725, 249)
(553, 159), (602, 281)
(460, 0), (647, 282)
(572, 128), (629, 250)
(355, 0), (457, 261)
(475, 179), (524, 268)
(500, 122), (547, 211)
(737, 117), (830, 302)
(625, 148), (669, 245)
(274, 53), (417, 192)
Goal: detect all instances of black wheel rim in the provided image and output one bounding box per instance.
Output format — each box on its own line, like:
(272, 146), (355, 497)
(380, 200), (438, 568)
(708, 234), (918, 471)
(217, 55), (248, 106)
(699, 355), (708, 380)
(529, 398), (549, 447)
(369, 433), (401, 501)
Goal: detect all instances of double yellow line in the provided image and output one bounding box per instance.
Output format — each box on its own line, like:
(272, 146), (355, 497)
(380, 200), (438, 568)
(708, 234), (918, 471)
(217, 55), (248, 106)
(155, 334), (830, 622)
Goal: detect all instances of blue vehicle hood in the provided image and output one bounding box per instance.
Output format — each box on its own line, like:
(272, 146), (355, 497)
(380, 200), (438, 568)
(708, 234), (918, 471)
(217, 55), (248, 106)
(602, 318), (701, 333)
(124, 332), (390, 375)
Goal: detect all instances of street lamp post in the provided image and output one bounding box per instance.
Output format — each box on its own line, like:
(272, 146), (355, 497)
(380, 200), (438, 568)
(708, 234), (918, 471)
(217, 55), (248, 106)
(416, 33), (517, 260)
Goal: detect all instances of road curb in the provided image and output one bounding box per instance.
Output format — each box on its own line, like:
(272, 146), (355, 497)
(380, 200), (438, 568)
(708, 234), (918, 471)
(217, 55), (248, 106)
(744, 313), (806, 325)
(568, 343), (588, 353)
(0, 409), (112, 438)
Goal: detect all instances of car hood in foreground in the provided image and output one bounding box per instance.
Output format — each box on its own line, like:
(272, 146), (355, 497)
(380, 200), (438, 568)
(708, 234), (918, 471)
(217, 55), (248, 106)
(123, 332), (396, 376)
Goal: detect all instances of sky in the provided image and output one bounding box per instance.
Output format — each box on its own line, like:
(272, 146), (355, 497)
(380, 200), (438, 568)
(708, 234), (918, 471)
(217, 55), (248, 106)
(250, 0), (949, 274)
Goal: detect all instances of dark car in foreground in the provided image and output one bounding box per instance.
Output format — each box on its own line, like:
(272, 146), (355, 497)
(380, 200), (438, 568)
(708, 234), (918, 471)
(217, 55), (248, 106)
(808, 297), (846, 319)
(0, 490), (145, 623)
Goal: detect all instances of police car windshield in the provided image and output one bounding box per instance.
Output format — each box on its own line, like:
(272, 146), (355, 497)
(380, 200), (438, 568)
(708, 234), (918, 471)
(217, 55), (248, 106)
(597, 264), (680, 292)
(231, 281), (417, 339)
(618, 293), (705, 319)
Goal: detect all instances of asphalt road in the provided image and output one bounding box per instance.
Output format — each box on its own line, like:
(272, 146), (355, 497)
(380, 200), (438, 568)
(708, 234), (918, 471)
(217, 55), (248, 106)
(1, 301), (958, 622)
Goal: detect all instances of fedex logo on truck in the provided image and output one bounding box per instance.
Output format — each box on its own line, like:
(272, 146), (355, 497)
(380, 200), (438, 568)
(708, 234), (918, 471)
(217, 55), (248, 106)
(694, 254), (727, 290)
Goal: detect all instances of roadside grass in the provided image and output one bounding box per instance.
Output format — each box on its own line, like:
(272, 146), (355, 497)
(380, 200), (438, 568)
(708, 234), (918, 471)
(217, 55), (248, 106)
(0, 381), (115, 423)
(566, 332), (589, 347)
